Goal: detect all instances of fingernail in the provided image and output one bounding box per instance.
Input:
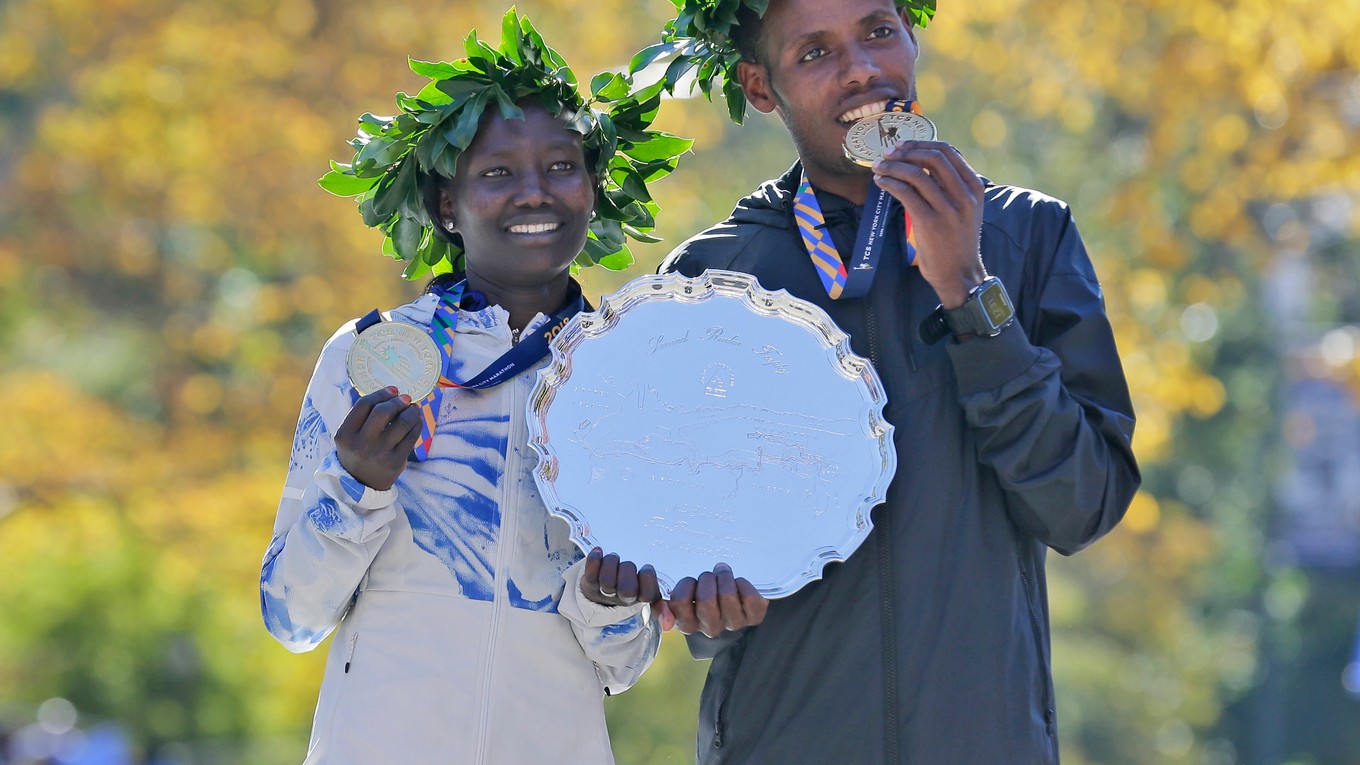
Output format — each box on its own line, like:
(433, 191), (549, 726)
(715, 562), (732, 573)
(386, 386), (399, 394)
(399, 394), (412, 404)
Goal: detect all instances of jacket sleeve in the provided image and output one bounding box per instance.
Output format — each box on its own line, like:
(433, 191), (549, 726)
(948, 210), (1140, 555)
(259, 329), (401, 653)
(556, 558), (662, 694)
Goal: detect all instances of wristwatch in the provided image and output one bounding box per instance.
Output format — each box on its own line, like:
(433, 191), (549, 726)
(918, 276), (1015, 344)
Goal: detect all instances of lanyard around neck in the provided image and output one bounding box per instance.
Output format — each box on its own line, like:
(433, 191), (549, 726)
(793, 100), (921, 299)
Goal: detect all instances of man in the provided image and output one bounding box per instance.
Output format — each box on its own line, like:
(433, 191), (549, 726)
(655, 0), (1141, 762)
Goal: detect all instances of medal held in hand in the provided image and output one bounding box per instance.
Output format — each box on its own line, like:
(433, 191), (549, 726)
(843, 103), (937, 167)
(346, 318), (442, 401)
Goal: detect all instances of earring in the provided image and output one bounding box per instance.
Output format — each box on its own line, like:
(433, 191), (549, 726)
(444, 221), (456, 232)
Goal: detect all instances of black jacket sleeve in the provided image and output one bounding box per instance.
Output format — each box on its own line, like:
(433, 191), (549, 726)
(948, 209), (1140, 555)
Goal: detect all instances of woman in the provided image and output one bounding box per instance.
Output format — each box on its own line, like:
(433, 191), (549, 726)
(259, 12), (688, 764)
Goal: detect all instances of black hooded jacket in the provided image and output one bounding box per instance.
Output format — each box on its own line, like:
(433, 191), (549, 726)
(659, 164), (1140, 764)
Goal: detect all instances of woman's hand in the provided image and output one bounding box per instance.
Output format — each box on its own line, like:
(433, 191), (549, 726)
(580, 547), (673, 629)
(335, 387), (423, 491)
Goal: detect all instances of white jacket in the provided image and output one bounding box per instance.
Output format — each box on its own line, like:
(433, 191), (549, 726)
(261, 293), (659, 765)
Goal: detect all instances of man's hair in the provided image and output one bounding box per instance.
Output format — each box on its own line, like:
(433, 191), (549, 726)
(730, 7), (765, 65)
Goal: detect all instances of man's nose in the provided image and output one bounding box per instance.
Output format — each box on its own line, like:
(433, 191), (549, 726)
(842, 43), (883, 89)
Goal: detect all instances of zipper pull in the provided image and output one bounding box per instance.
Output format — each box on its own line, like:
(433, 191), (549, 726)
(511, 327), (521, 344)
(344, 632), (359, 673)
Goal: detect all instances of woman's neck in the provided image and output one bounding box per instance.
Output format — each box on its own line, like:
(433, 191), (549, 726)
(464, 271), (572, 333)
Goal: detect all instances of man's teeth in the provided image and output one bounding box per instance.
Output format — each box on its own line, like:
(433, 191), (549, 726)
(840, 101), (889, 124)
(508, 222), (560, 234)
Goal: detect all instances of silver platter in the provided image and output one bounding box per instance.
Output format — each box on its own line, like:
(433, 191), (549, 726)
(527, 270), (896, 599)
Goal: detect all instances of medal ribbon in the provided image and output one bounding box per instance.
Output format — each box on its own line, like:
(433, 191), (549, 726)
(410, 279), (585, 461)
(794, 99), (922, 299)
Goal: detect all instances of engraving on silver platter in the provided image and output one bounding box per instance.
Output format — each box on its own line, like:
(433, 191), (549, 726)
(526, 270), (898, 599)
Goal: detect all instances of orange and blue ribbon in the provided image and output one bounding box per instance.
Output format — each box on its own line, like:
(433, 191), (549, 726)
(795, 99), (922, 299)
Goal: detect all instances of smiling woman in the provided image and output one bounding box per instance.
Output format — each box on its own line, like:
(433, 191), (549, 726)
(258, 10), (688, 765)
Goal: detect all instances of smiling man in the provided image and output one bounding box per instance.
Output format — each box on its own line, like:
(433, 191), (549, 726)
(654, 0), (1142, 762)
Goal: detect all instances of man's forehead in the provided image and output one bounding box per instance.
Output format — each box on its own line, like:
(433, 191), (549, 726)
(763, 0), (901, 47)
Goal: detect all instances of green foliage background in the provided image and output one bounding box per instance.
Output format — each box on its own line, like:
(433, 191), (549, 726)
(1, 0), (1358, 763)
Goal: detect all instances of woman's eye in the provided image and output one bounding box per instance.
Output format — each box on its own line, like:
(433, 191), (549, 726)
(550, 161), (575, 172)
(481, 167), (508, 178)
(869, 25), (894, 40)
(798, 47), (826, 63)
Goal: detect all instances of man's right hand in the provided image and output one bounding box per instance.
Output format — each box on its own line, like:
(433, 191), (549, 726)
(335, 387), (422, 491)
(668, 563), (769, 638)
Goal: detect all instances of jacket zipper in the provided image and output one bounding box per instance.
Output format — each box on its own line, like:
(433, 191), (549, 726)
(472, 354), (525, 764)
(1017, 550), (1057, 735)
(343, 631), (359, 673)
(866, 296), (900, 764)
(712, 637), (746, 749)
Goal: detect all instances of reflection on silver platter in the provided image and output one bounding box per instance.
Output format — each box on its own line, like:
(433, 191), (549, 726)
(527, 270), (897, 599)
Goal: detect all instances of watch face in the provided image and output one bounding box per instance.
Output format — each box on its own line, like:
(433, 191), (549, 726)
(979, 282), (1014, 329)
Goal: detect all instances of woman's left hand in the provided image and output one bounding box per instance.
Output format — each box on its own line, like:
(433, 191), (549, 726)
(580, 547), (660, 609)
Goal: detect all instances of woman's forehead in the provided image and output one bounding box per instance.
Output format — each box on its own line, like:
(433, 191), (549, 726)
(471, 103), (583, 149)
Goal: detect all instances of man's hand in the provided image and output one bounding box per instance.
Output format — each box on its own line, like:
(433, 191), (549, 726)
(872, 141), (988, 308)
(667, 563), (768, 638)
(335, 387), (422, 491)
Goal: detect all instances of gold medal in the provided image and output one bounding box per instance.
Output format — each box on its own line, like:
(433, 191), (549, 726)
(843, 111), (938, 167)
(346, 321), (441, 400)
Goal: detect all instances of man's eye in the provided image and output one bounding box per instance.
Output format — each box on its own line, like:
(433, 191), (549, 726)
(799, 47), (826, 63)
(550, 161), (575, 172)
(481, 167), (508, 178)
(869, 26), (894, 40)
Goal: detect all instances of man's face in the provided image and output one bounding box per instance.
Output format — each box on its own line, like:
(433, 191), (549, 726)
(738, 0), (920, 192)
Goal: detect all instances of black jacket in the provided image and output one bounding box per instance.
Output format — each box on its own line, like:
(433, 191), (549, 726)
(660, 164), (1140, 764)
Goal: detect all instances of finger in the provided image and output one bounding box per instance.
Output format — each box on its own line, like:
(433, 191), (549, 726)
(616, 560), (639, 604)
(580, 547), (603, 596)
(357, 394), (412, 443)
(598, 553), (621, 597)
(736, 578), (769, 627)
(668, 577), (699, 634)
(714, 563), (743, 631)
(873, 171), (932, 219)
(652, 600), (676, 632)
(638, 565), (661, 606)
(874, 154), (954, 213)
(382, 400), (423, 451)
(936, 143), (986, 196)
(694, 571), (721, 638)
(338, 387), (397, 441)
(394, 408), (425, 456)
(883, 145), (973, 209)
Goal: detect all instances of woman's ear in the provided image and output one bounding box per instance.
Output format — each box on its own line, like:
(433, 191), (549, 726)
(439, 187), (457, 232)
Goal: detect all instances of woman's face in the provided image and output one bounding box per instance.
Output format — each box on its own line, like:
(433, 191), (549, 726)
(440, 104), (595, 290)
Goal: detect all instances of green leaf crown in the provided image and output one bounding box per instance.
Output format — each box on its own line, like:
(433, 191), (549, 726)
(320, 8), (693, 279)
(631, 0), (936, 124)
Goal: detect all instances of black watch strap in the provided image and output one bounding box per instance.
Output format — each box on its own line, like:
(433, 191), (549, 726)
(919, 306), (951, 345)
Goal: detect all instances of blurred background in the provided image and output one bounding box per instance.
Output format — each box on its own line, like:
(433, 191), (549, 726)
(1, 0), (1358, 762)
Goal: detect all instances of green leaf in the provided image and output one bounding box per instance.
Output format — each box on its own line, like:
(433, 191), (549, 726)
(318, 169), (379, 197)
(409, 58), (460, 80)
(629, 42), (681, 75)
(445, 92), (489, 150)
(392, 216), (424, 261)
(590, 72), (630, 102)
(501, 10), (523, 66)
(597, 248), (634, 270)
(724, 76), (748, 125)
(620, 133), (692, 162)
(492, 86), (524, 121)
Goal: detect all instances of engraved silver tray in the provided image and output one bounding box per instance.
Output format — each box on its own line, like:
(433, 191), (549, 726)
(527, 270), (896, 599)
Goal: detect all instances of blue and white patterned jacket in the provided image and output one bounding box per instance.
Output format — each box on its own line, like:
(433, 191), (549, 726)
(260, 293), (659, 765)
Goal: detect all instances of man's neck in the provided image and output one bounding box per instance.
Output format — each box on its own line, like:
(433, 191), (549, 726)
(802, 163), (874, 206)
